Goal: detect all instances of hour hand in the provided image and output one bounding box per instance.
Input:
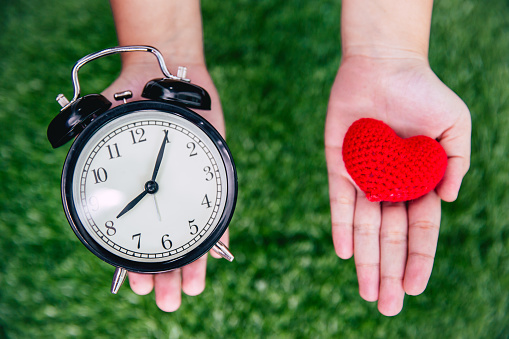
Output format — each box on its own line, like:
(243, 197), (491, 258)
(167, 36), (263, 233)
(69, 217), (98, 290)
(116, 190), (148, 219)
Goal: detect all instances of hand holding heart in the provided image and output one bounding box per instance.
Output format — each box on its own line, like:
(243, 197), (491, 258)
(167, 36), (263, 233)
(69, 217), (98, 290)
(325, 56), (471, 316)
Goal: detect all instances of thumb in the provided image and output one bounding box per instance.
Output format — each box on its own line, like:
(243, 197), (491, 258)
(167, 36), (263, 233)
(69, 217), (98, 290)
(436, 112), (471, 202)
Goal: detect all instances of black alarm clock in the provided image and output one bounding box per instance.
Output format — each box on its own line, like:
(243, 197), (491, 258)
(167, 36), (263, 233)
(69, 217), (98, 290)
(47, 46), (237, 294)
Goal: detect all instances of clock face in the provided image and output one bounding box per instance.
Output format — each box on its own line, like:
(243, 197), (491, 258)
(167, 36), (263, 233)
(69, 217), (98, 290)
(62, 102), (236, 272)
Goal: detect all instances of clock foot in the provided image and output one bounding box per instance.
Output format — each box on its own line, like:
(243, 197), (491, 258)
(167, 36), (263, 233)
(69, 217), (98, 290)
(212, 240), (234, 262)
(111, 267), (128, 294)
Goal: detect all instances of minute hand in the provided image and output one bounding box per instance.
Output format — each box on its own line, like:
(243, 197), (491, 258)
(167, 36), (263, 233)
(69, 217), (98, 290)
(151, 129), (169, 181)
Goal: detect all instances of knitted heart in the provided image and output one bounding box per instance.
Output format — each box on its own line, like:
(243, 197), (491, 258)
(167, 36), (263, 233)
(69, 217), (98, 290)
(342, 118), (447, 202)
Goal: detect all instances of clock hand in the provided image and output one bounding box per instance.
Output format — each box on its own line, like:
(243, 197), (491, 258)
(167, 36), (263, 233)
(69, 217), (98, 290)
(151, 129), (169, 181)
(116, 190), (148, 219)
(117, 131), (167, 220)
(153, 195), (162, 221)
(117, 180), (159, 219)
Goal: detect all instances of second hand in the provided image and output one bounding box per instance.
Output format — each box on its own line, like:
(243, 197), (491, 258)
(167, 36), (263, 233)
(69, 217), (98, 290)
(153, 195), (162, 221)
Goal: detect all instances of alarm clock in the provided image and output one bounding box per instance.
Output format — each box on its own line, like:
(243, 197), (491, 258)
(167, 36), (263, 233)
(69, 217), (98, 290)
(47, 46), (237, 294)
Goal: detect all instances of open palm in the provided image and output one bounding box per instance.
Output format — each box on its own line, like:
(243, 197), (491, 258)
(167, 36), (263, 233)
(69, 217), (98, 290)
(325, 55), (471, 315)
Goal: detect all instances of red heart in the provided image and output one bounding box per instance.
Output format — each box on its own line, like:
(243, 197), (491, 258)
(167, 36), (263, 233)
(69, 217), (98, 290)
(342, 118), (447, 202)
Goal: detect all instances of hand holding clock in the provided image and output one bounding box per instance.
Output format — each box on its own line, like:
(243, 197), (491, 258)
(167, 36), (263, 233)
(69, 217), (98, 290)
(102, 0), (228, 313)
(103, 65), (228, 312)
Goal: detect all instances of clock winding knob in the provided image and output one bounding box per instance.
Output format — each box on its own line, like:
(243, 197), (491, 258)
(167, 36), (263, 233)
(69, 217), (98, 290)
(114, 90), (133, 104)
(56, 93), (70, 108)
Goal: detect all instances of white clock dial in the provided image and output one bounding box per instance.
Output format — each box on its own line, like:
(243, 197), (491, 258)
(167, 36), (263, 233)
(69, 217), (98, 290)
(71, 110), (228, 263)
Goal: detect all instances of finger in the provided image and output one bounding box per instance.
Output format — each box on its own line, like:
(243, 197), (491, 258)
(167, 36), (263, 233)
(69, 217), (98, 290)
(325, 144), (356, 259)
(128, 272), (154, 295)
(330, 177), (356, 259)
(353, 194), (381, 302)
(436, 156), (469, 202)
(436, 114), (471, 202)
(210, 228), (229, 259)
(404, 191), (441, 295)
(378, 202), (408, 316)
(182, 254), (208, 296)
(154, 269), (182, 312)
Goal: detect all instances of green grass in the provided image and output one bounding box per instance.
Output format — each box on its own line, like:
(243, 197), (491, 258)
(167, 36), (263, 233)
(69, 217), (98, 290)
(1, 0), (508, 337)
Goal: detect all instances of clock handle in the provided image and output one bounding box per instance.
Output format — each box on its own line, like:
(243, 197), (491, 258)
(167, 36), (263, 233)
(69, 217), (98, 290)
(110, 267), (128, 294)
(61, 45), (181, 111)
(212, 241), (234, 262)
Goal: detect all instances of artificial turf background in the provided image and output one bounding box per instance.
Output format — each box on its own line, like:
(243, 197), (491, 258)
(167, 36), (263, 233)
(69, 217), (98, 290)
(0, 0), (508, 337)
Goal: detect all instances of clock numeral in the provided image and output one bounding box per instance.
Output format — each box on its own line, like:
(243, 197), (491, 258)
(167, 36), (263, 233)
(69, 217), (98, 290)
(161, 234), (173, 250)
(203, 166), (214, 181)
(105, 220), (116, 236)
(188, 219), (198, 235)
(201, 194), (212, 209)
(132, 233), (141, 249)
(130, 128), (147, 144)
(88, 196), (99, 211)
(187, 142), (197, 157)
(91, 167), (108, 184)
(106, 143), (121, 159)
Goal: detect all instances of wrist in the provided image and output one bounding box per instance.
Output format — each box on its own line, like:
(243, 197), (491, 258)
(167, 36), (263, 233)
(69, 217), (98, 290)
(120, 50), (206, 75)
(337, 52), (432, 85)
(119, 42), (206, 70)
(110, 0), (205, 68)
(341, 0), (433, 60)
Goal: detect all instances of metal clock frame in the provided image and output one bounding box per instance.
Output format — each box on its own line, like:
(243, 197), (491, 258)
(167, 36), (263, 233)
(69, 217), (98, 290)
(61, 100), (238, 273)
